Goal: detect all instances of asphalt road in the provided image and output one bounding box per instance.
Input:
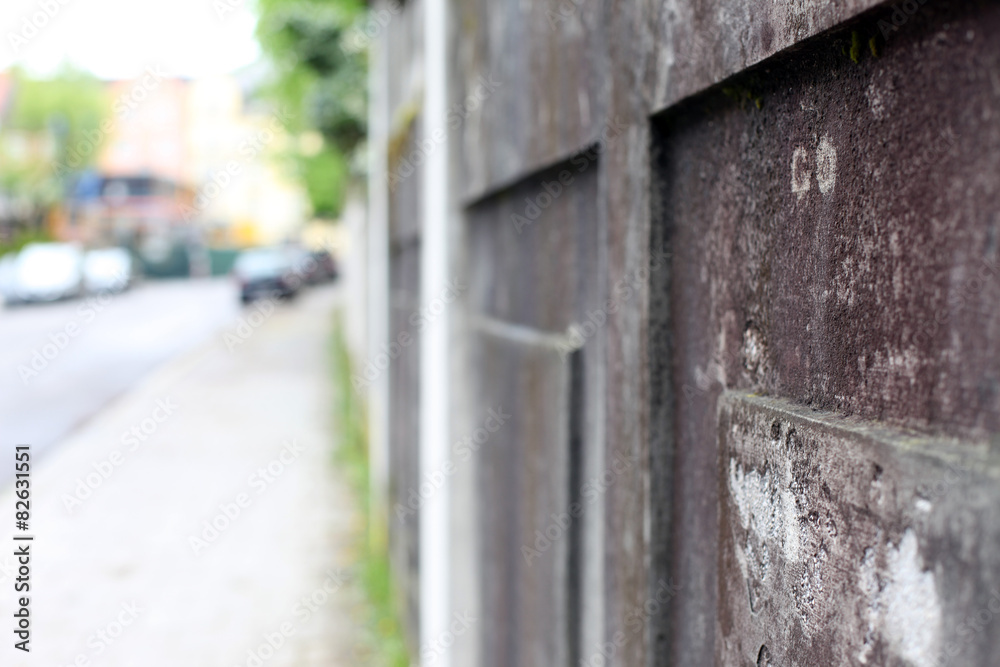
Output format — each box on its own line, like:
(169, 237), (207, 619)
(0, 279), (357, 666)
(0, 278), (241, 475)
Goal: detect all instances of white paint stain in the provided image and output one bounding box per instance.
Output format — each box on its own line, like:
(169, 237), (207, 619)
(791, 137), (837, 197)
(791, 146), (812, 197)
(742, 326), (765, 376)
(858, 546), (881, 665)
(867, 80), (887, 120)
(884, 531), (942, 667)
(858, 530), (942, 667)
(728, 458), (801, 564)
(816, 135), (837, 194)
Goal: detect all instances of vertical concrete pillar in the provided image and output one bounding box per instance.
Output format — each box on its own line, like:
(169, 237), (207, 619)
(420, 0), (452, 664)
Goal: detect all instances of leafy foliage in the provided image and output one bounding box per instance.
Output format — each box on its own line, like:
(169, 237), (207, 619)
(0, 67), (109, 230)
(255, 0), (367, 218)
(330, 314), (411, 667)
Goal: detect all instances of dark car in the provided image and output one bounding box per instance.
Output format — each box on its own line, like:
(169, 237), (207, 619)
(309, 250), (339, 283)
(233, 248), (301, 303)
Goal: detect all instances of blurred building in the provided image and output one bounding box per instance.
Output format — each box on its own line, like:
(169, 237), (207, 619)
(60, 173), (199, 276)
(93, 72), (306, 250)
(183, 75), (307, 247)
(357, 2), (1000, 667)
(98, 77), (191, 181)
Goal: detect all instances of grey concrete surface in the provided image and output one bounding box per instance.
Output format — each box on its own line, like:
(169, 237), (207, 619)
(0, 284), (367, 666)
(718, 391), (1000, 667)
(377, 0), (1000, 665)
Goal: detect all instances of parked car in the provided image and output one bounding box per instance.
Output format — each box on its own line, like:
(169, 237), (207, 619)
(2, 243), (84, 305)
(0, 253), (16, 299)
(233, 247), (301, 303)
(83, 247), (135, 294)
(310, 250), (339, 282)
(285, 246), (321, 286)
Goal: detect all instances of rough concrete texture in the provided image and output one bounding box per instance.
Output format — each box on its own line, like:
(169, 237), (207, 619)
(465, 159), (604, 667)
(473, 333), (571, 667)
(643, 0), (886, 109)
(454, 0), (606, 200)
(451, 0), (898, 202)
(371, 0), (1000, 665)
(662, 0), (1000, 437)
(718, 391), (1000, 667)
(467, 159), (601, 334)
(654, 2), (1000, 665)
(388, 115), (424, 648)
(0, 287), (367, 666)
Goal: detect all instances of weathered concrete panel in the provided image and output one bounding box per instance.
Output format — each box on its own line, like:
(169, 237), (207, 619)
(378, 1), (1000, 666)
(465, 154), (606, 666)
(642, 0), (887, 111)
(452, 0), (904, 200)
(384, 3), (426, 646)
(388, 235), (421, 649)
(473, 331), (571, 667)
(718, 391), (1000, 667)
(454, 0), (605, 200)
(652, 2), (1000, 665)
(467, 158), (601, 334)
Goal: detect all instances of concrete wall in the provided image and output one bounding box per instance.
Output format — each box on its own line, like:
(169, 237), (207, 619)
(365, 0), (1000, 665)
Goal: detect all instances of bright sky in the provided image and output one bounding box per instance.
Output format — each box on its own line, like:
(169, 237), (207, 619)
(0, 0), (260, 80)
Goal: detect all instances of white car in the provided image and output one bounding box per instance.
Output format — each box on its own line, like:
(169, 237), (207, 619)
(2, 243), (84, 305)
(83, 247), (134, 294)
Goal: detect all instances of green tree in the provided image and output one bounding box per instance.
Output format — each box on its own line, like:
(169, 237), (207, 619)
(255, 0), (367, 218)
(0, 67), (109, 234)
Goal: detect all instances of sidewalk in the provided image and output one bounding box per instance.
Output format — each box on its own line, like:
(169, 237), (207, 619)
(2, 285), (367, 666)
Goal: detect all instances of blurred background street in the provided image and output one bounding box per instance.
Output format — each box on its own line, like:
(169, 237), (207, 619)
(0, 278), (237, 471)
(6, 0), (1000, 665)
(1, 284), (371, 666)
(0, 0), (404, 663)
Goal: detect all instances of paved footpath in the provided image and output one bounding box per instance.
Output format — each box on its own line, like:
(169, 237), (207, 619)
(1, 285), (368, 666)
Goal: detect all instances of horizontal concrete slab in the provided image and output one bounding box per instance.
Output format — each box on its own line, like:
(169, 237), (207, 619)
(717, 391), (1000, 667)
